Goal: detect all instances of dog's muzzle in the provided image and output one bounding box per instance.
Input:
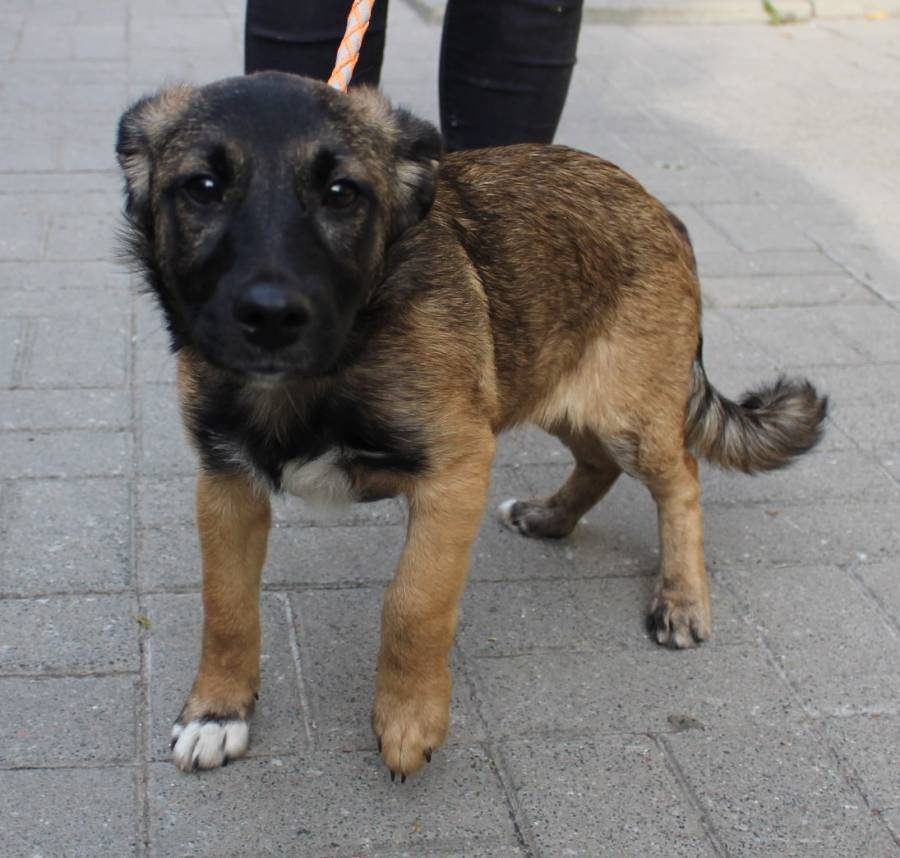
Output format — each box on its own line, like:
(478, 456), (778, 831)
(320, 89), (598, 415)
(233, 283), (312, 352)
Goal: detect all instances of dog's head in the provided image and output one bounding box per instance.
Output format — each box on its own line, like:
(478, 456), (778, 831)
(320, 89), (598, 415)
(117, 72), (442, 378)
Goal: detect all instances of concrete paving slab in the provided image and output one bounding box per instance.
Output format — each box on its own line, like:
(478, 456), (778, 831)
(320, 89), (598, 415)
(0, 767), (139, 857)
(663, 724), (899, 856)
(149, 747), (518, 857)
(702, 273), (876, 308)
(469, 644), (803, 738)
(500, 735), (717, 857)
(144, 593), (309, 761)
(290, 588), (485, 749)
(0, 594), (138, 675)
(725, 564), (900, 715)
(0, 477), (130, 596)
(458, 574), (754, 658)
(0, 388), (130, 431)
(823, 713), (900, 811)
(0, 675), (137, 767)
(0, 317), (22, 385)
(0, 428), (132, 478)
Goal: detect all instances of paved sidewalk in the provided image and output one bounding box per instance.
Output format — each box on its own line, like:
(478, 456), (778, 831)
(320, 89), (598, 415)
(1, 1), (899, 856)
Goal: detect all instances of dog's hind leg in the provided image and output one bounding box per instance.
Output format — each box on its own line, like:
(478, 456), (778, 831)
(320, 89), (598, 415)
(641, 446), (710, 648)
(170, 471), (271, 771)
(498, 427), (621, 539)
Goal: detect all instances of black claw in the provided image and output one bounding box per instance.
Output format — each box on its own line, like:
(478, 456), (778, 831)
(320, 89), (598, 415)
(170, 737), (177, 751)
(191, 756), (199, 772)
(377, 737), (382, 754)
(254, 692), (259, 701)
(401, 773), (406, 784)
(424, 749), (432, 763)
(390, 770), (395, 783)
(222, 756), (229, 767)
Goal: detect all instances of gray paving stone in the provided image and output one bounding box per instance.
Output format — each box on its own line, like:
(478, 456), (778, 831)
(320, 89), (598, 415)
(0, 387), (129, 430)
(829, 244), (900, 302)
(0, 429), (132, 477)
(0, 199), (48, 257)
(470, 515), (581, 583)
(702, 273), (875, 308)
(726, 565), (900, 715)
(143, 592), (308, 760)
(0, 477), (130, 595)
(138, 383), (195, 477)
(0, 595), (138, 675)
(0, 259), (129, 291)
(699, 308), (777, 370)
(0, 317), (22, 385)
(45, 211), (121, 261)
(819, 303), (900, 363)
(724, 306), (869, 366)
(469, 644), (802, 738)
(148, 747), (517, 857)
(458, 574), (753, 658)
(521, 465), (660, 576)
(501, 736), (716, 857)
(704, 500), (900, 568)
(663, 724), (899, 857)
(290, 588), (485, 749)
(494, 426), (568, 467)
(854, 560), (900, 625)
(828, 400), (900, 450)
(22, 315), (129, 388)
(0, 284), (130, 317)
(696, 249), (847, 279)
(135, 294), (177, 384)
(669, 203), (738, 254)
(0, 675), (136, 766)
(139, 521), (408, 591)
(701, 449), (900, 508)
(0, 767), (138, 857)
(136, 476), (196, 528)
(266, 522), (406, 586)
(823, 714), (900, 811)
(698, 202), (819, 253)
(881, 452), (900, 485)
(786, 363), (900, 405)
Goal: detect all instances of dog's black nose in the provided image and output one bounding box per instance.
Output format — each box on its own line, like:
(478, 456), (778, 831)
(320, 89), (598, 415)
(234, 284), (310, 351)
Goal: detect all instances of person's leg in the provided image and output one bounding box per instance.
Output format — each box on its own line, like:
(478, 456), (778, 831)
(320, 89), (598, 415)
(245, 0), (389, 86)
(439, 0), (584, 150)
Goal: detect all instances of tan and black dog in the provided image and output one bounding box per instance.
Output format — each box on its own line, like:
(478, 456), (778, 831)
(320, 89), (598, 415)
(117, 72), (826, 780)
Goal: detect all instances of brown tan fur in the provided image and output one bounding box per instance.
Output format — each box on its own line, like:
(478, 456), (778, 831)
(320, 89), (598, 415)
(117, 74), (826, 781)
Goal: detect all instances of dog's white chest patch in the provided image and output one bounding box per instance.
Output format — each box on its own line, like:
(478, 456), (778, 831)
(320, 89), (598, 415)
(281, 449), (355, 510)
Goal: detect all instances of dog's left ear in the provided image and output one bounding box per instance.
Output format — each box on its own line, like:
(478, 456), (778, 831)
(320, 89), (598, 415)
(389, 107), (443, 237)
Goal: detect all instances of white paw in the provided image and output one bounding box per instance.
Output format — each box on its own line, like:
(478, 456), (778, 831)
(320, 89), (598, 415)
(497, 498), (520, 531)
(171, 717), (249, 772)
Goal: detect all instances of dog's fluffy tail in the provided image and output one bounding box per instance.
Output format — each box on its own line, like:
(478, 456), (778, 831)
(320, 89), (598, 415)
(684, 343), (828, 474)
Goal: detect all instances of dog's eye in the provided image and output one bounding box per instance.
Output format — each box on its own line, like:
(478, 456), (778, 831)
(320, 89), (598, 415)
(182, 175), (224, 206)
(323, 179), (359, 210)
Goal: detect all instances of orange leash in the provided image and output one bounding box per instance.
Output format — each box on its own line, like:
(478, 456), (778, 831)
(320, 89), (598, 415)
(327, 0), (377, 92)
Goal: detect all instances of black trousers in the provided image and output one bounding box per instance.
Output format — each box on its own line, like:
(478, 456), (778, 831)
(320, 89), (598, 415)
(245, 0), (584, 150)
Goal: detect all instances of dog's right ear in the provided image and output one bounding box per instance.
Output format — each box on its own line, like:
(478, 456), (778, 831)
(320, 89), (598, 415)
(116, 85), (194, 216)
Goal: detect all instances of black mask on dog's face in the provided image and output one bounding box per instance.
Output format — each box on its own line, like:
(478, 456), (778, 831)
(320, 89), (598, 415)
(116, 72), (442, 379)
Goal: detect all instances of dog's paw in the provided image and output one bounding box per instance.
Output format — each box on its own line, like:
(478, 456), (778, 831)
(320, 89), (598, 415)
(497, 498), (574, 539)
(647, 590), (711, 649)
(372, 685), (449, 782)
(171, 716), (250, 772)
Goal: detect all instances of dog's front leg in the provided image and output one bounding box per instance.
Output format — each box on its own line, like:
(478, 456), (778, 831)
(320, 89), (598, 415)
(171, 470), (272, 771)
(373, 439), (493, 780)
